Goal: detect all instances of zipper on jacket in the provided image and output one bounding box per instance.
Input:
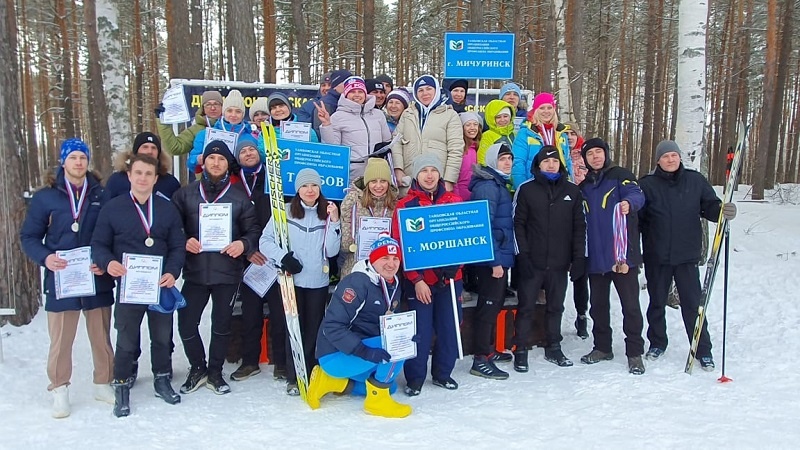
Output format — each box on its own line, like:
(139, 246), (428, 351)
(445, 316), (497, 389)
(360, 106), (372, 156)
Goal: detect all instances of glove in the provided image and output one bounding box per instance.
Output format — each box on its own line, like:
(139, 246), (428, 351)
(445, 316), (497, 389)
(570, 258), (586, 282)
(353, 343), (392, 364)
(153, 102), (165, 116)
(516, 253), (535, 278)
(280, 251), (303, 275)
(441, 265), (459, 280)
(722, 202), (737, 220)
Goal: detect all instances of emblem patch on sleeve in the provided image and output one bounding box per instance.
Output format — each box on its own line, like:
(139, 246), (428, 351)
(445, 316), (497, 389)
(342, 288), (357, 304)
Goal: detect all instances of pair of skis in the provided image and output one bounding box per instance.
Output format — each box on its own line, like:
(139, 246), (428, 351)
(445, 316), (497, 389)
(261, 122), (309, 400)
(684, 123), (748, 374)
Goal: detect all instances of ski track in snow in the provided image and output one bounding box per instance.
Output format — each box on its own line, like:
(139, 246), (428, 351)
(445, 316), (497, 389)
(1, 188), (799, 449)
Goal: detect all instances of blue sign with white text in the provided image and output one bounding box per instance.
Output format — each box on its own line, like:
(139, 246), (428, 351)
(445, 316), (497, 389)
(266, 139), (351, 201)
(443, 32), (515, 80)
(397, 201), (495, 271)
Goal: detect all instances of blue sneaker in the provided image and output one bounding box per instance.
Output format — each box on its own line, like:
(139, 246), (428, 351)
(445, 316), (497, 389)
(699, 356), (716, 372)
(645, 348), (665, 361)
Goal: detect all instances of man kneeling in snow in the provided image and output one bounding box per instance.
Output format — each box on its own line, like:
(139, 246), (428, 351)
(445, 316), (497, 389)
(307, 235), (412, 418)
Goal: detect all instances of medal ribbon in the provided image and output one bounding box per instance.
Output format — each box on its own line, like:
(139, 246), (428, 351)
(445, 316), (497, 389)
(613, 203), (628, 265)
(540, 126), (554, 146)
(65, 177), (88, 224)
(351, 203), (358, 241)
(199, 181), (232, 203)
(240, 165), (262, 199)
(379, 275), (399, 312)
(130, 191), (153, 237)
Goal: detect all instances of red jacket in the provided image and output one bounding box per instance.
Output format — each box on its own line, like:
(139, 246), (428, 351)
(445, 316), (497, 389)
(391, 181), (463, 286)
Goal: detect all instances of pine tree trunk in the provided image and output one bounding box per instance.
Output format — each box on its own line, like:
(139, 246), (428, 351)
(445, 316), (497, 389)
(55, 0), (76, 138)
(469, 0), (483, 31)
(229, 0), (258, 82)
(363, 0), (375, 78)
(291, 0), (311, 83)
(639, 0), (659, 176)
(766, 0), (794, 186)
(84, 0), (113, 179)
(753, 0), (778, 199)
(0, 0), (40, 325)
(264, 0), (277, 82)
(565, 0), (584, 124)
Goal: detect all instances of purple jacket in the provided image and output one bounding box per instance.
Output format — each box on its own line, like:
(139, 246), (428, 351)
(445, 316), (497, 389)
(455, 143), (477, 201)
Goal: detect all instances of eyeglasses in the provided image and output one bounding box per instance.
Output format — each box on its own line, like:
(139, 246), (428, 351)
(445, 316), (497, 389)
(204, 102), (222, 108)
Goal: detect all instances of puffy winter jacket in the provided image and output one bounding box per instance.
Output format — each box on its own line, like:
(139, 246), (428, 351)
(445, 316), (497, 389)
(339, 176), (397, 277)
(638, 164), (722, 266)
(106, 171), (181, 200)
(188, 119), (251, 174)
(172, 176), (260, 285)
(259, 201), (342, 289)
(455, 143), (477, 201)
(477, 99), (516, 166)
(392, 103), (465, 185)
(316, 259), (402, 359)
(468, 165), (515, 268)
(511, 122), (572, 190)
(320, 95), (392, 182)
(580, 165), (645, 274)
(513, 166), (585, 271)
(20, 169), (115, 312)
(391, 181), (463, 285)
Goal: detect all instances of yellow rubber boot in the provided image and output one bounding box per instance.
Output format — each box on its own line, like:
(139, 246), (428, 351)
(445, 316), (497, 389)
(363, 378), (412, 418)
(307, 365), (349, 410)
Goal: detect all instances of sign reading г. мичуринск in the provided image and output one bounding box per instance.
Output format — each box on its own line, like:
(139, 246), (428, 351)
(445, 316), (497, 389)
(397, 200), (494, 271)
(443, 32), (516, 80)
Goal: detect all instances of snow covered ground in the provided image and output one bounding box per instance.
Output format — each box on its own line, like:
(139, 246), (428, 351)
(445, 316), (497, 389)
(1, 186), (799, 449)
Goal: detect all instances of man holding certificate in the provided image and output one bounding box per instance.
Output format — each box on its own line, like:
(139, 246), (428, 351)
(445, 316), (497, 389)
(20, 138), (116, 418)
(91, 154), (187, 417)
(172, 140), (260, 395)
(307, 235), (413, 418)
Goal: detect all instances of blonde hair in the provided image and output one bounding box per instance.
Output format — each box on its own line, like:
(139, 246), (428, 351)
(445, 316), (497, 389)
(530, 107), (560, 128)
(362, 181), (398, 210)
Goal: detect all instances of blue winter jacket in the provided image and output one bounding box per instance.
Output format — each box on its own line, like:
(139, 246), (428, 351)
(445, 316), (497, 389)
(188, 119), (251, 174)
(106, 170), (181, 200)
(511, 122), (572, 191)
(295, 92), (323, 123)
(580, 165), (645, 274)
(316, 259), (401, 359)
(20, 169), (115, 312)
(467, 165), (515, 268)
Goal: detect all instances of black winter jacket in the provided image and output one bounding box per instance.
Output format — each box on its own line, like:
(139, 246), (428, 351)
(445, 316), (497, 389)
(172, 176), (260, 285)
(638, 164), (722, 265)
(513, 167), (585, 271)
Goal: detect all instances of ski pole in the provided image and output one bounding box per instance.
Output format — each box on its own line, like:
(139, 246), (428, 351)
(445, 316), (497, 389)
(718, 228), (733, 383)
(449, 278), (464, 360)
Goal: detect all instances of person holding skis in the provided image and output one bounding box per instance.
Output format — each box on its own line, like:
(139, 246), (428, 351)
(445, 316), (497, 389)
(306, 234), (413, 418)
(91, 154), (187, 416)
(259, 168), (342, 395)
(638, 140), (737, 371)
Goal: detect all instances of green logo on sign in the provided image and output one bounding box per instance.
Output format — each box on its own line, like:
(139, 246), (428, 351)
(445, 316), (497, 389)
(405, 217), (424, 233)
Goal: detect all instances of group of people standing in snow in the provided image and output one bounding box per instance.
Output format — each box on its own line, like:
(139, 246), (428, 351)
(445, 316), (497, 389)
(20, 68), (737, 421)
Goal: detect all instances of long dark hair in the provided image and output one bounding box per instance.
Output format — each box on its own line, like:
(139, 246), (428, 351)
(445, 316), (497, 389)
(289, 192), (329, 220)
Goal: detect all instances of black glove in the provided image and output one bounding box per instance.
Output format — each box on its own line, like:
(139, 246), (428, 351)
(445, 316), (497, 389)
(153, 102), (165, 116)
(353, 343), (392, 364)
(570, 258), (586, 282)
(517, 253), (535, 278)
(280, 251), (303, 275)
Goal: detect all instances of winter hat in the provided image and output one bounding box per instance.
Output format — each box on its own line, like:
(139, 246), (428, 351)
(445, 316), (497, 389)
(249, 97), (270, 121)
(412, 153), (444, 178)
(496, 107), (513, 118)
(363, 158), (393, 186)
(565, 122), (582, 136)
(655, 140), (681, 161)
(202, 90), (223, 106)
(375, 74), (394, 89)
(534, 145), (562, 168)
(223, 89), (245, 112)
(459, 111), (483, 128)
(329, 69), (353, 88)
(365, 79), (385, 93)
(320, 71), (333, 84)
(202, 139), (235, 167)
(581, 137), (610, 169)
(448, 79), (469, 93)
(369, 233), (402, 265)
(343, 76), (367, 97)
(531, 92), (556, 112)
(294, 168), (322, 191)
(413, 75), (439, 96)
(234, 134), (262, 164)
(133, 132), (161, 155)
(149, 287), (187, 314)
(60, 138), (90, 164)
(499, 83), (522, 100)
(386, 89), (410, 108)
(485, 143), (513, 172)
(268, 92), (291, 110)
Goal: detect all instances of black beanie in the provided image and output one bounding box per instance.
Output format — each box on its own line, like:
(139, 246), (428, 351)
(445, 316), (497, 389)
(203, 140), (235, 167)
(534, 145), (562, 169)
(133, 132), (161, 155)
(448, 79), (469, 92)
(581, 137), (610, 169)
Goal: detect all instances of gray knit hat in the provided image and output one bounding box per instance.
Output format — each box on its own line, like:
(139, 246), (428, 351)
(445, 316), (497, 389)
(249, 97), (270, 121)
(655, 140), (681, 161)
(294, 168), (322, 191)
(412, 153), (444, 179)
(459, 111), (483, 128)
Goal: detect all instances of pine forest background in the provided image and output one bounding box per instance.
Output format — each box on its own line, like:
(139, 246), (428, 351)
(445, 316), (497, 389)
(0, 0), (796, 323)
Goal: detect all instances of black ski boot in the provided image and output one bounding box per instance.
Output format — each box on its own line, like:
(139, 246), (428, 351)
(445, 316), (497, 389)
(154, 373), (181, 404)
(206, 371), (232, 395)
(112, 379), (131, 418)
(432, 376), (459, 390)
(545, 348), (574, 367)
(575, 315), (589, 339)
(180, 364), (208, 394)
(513, 349), (529, 373)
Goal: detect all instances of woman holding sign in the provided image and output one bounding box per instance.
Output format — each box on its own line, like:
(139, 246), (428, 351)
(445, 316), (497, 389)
(259, 168), (342, 396)
(307, 235), (412, 418)
(391, 154), (463, 396)
(20, 138), (116, 418)
(172, 140), (261, 396)
(339, 158), (398, 277)
(187, 89), (251, 177)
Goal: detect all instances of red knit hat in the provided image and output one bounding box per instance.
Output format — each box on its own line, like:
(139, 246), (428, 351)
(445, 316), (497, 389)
(369, 233), (401, 265)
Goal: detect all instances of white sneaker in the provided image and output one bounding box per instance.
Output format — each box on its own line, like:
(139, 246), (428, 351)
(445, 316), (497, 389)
(93, 383), (116, 405)
(52, 385), (70, 418)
